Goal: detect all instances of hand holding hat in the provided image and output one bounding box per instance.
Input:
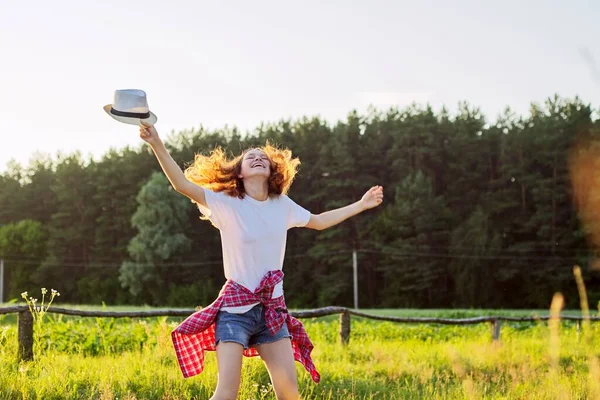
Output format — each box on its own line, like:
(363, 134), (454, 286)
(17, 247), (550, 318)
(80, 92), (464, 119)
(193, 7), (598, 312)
(139, 121), (161, 146)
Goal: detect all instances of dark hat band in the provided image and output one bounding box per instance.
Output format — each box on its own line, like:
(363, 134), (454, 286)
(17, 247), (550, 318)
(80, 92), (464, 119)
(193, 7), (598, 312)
(110, 107), (150, 119)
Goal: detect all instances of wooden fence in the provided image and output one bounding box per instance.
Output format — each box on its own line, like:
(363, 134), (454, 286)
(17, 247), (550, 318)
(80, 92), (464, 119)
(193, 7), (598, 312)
(1, 305), (598, 362)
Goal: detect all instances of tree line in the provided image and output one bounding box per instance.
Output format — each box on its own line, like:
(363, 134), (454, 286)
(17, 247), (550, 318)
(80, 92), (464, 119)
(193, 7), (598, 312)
(1, 95), (600, 309)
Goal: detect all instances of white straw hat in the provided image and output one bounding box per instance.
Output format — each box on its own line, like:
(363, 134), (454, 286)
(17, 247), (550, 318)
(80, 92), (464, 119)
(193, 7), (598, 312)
(103, 89), (158, 125)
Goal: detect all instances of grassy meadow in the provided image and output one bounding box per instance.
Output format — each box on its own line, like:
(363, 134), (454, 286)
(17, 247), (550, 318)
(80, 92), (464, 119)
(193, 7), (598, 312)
(1, 305), (600, 399)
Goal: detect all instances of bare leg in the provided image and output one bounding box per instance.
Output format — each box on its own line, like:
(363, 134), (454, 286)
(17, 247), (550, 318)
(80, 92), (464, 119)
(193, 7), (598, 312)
(210, 342), (244, 400)
(256, 338), (300, 400)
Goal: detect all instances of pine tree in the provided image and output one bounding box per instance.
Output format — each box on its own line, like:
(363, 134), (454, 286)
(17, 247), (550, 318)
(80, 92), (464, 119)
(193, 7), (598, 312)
(119, 172), (192, 305)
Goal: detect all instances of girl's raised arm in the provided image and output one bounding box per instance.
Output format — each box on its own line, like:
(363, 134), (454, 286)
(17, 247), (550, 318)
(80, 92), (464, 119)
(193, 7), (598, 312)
(139, 122), (207, 208)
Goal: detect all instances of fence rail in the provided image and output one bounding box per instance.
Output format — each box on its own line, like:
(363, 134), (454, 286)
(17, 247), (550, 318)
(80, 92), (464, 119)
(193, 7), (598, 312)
(1, 305), (597, 362)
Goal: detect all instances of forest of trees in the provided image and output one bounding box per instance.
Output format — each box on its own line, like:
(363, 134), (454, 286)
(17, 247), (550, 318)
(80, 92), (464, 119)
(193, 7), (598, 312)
(2, 95), (600, 309)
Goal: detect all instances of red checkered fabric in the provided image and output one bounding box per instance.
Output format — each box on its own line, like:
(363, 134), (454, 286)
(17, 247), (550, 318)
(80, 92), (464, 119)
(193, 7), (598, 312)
(171, 270), (320, 383)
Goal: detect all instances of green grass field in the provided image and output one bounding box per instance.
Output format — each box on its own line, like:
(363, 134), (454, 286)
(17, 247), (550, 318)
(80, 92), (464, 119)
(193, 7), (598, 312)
(1, 306), (599, 399)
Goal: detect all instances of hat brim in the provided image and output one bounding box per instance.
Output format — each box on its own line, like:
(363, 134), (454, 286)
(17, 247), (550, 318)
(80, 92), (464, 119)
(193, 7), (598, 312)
(103, 105), (158, 126)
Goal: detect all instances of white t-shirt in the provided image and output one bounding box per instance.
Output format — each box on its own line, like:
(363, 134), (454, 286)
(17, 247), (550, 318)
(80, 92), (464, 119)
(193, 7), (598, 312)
(197, 189), (311, 313)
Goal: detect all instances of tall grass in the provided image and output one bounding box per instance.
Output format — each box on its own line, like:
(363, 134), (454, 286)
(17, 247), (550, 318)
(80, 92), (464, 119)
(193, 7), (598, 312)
(1, 270), (600, 399)
(1, 315), (599, 399)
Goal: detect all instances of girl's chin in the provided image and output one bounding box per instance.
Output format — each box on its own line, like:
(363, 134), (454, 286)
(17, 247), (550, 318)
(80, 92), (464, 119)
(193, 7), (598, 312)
(243, 174), (270, 181)
(246, 171), (270, 177)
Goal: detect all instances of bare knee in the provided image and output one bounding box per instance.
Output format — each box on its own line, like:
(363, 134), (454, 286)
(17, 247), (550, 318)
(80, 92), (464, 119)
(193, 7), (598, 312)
(209, 390), (238, 400)
(275, 390), (300, 400)
(256, 339), (300, 400)
(210, 382), (240, 400)
(273, 377), (299, 400)
(275, 389), (300, 400)
(209, 395), (234, 400)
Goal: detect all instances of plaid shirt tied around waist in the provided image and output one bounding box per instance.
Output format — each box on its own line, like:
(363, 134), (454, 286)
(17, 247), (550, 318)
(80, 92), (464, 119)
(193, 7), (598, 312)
(171, 270), (320, 383)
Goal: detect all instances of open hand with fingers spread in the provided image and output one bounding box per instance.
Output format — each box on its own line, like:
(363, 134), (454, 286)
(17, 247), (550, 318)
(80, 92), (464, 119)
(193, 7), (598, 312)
(360, 186), (384, 210)
(139, 121), (161, 146)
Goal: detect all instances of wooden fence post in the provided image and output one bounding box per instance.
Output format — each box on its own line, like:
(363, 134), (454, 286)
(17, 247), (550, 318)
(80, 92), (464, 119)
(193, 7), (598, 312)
(18, 310), (34, 361)
(491, 319), (501, 342)
(340, 311), (350, 345)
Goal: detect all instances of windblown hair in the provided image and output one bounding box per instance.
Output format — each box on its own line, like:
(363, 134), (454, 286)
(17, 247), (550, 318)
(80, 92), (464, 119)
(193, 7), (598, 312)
(184, 142), (301, 198)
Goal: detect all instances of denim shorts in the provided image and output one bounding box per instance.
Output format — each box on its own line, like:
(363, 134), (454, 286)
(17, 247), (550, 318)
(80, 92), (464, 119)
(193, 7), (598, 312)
(214, 304), (292, 349)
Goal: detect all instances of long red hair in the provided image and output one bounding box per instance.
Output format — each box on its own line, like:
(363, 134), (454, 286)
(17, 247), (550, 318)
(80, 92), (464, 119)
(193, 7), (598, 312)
(184, 142), (301, 198)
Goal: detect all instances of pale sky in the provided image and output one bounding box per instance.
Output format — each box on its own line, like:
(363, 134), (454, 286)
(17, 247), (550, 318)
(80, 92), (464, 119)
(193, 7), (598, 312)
(1, 0), (599, 173)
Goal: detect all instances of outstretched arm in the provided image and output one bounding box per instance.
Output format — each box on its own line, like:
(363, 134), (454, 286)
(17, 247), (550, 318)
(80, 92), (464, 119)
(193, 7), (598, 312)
(139, 122), (207, 208)
(305, 186), (384, 230)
